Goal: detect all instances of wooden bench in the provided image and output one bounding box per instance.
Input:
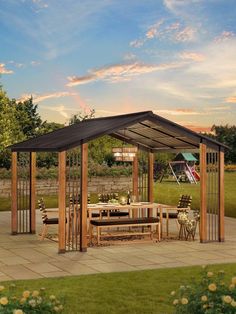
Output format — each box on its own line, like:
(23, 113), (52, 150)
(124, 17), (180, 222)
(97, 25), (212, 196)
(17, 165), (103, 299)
(89, 217), (160, 245)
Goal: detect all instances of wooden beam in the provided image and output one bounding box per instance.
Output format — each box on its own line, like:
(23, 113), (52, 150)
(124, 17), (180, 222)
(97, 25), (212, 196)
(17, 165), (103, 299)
(58, 151), (66, 253)
(148, 152), (154, 217)
(11, 152), (18, 235)
(132, 154), (138, 218)
(30, 152), (36, 234)
(200, 143), (207, 242)
(218, 149), (224, 242)
(80, 143), (88, 252)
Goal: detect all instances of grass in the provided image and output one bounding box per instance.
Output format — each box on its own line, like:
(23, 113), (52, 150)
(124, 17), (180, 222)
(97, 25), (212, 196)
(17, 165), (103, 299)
(2, 263), (236, 314)
(154, 172), (236, 218)
(0, 172), (236, 218)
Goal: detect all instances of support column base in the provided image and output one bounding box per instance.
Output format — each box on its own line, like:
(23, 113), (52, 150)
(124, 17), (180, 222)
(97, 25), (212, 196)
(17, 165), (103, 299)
(80, 247), (87, 252)
(11, 231), (17, 235)
(219, 237), (225, 242)
(200, 239), (208, 243)
(58, 249), (66, 254)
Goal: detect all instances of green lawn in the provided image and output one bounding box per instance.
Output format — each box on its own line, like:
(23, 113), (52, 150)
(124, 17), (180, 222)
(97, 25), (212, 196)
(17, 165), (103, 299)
(2, 263), (236, 314)
(154, 171), (236, 218)
(1, 172), (236, 217)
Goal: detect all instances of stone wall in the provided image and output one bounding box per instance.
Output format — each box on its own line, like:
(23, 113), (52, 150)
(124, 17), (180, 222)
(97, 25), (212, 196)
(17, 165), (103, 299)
(0, 176), (132, 197)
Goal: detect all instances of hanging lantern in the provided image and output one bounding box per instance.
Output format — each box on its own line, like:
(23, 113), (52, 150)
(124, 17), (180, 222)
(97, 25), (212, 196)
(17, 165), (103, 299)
(112, 147), (137, 162)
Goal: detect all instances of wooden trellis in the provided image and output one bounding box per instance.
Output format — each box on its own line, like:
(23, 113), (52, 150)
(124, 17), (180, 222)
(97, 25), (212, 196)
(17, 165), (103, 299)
(206, 148), (219, 241)
(200, 143), (224, 242)
(11, 152), (35, 235)
(66, 148), (81, 251)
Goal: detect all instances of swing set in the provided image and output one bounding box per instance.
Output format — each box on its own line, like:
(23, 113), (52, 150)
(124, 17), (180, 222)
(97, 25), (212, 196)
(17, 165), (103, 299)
(160, 153), (200, 185)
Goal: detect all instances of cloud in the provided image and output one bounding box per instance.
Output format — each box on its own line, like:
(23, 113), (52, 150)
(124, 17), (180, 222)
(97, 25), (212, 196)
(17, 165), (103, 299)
(225, 96), (236, 103)
(8, 61), (24, 68)
(95, 109), (121, 117)
(174, 26), (196, 42)
(123, 53), (137, 61)
(145, 20), (164, 39)
(41, 104), (70, 119)
(154, 108), (204, 116)
(208, 106), (231, 111)
(130, 19), (196, 49)
(214, 31), (235, 43)
(163, 0), (203, 14)
(18, 91), (77, 103)
(67, 62), (182, 87)
(180, 51), (205, 62)
(0, 63), (13, 74)
(186, 39), (236, 90)
(32, 0), (48, 10)
(31, 60), (41, 66)
(130, 39), (146, 48)
(183, 124), (212, 133)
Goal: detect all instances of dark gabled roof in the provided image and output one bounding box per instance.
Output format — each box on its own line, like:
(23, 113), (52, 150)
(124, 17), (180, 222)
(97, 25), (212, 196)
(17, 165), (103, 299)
(9, 111), (227, 152)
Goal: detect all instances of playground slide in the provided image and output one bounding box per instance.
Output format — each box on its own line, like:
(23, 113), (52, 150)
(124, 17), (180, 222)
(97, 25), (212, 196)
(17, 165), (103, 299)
(192, 170), (200, 181)
(184, 169), (195, 183)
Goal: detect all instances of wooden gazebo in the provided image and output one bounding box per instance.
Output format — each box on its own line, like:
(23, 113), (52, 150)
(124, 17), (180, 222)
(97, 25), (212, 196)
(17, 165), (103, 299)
(9, 111), (227, 253)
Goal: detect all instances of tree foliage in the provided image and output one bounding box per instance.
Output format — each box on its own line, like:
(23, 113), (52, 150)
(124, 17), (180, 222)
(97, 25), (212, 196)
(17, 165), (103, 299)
(1, 83), (236, 171)
(211, 125), (236, 163)
(14, 96), (42, 138)
(69, 109), (95, 124)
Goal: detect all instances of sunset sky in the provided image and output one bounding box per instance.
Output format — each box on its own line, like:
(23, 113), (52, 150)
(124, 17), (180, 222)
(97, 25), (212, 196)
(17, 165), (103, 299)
(1, 0), (236, 131)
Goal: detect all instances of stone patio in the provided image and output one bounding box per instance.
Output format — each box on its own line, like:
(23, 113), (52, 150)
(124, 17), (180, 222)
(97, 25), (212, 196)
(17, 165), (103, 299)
(0, 210), (236, 281)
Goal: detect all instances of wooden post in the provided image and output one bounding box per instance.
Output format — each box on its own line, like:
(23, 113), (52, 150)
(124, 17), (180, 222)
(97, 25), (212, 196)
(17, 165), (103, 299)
(218, 148), (224, 242)
(58, 151), (66, 253)
(11, 152), (18, 235)
(80, 142), (88, 252)
(200, 143), (207, 242)
(148, 152), (154, 217)
(30, 152), (36, 234)
(132, 154), (138, 218)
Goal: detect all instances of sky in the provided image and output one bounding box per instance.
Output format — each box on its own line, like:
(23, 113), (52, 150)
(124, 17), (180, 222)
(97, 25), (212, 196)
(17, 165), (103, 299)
(1, 0), (236, 131)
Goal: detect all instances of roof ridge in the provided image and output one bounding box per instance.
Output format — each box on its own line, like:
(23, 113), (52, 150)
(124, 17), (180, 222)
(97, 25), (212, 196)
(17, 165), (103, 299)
(79, 110), (152, 123)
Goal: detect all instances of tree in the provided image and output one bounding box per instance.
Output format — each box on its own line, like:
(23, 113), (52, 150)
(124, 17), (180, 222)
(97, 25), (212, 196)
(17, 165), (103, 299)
(69, 108), (95, 124)
(37, 121), (64, 168)
(0, 87), (25, 168)
(14, 96), (42, 138)
(211, 125), (236, 164)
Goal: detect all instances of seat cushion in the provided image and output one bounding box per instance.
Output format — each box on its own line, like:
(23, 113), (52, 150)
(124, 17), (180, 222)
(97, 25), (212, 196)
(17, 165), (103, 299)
(159, 213), (178, 219)
(90, 217), (159, 227)
(110, 211), (129, 217)
(43, 218), (59, 225)
(43, 217), (67, 224)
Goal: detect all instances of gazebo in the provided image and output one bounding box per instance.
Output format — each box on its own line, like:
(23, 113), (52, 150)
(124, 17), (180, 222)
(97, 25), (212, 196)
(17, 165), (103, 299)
(9, 111), (227, 253)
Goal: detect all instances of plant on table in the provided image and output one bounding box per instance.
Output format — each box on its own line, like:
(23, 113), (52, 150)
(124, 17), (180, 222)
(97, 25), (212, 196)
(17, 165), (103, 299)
(170, 266), (236, 313)
(0, 284), (63, 313)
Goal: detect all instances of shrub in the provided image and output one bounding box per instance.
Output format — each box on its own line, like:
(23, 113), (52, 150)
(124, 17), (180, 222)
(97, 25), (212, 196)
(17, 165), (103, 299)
(225, 164), (236, 172)
(0, 284), (63, 313)
(170, 267), (236, 313)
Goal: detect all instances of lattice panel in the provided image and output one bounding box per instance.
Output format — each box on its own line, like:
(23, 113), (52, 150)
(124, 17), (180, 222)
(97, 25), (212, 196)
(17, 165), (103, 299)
(206, 148), (219, 241)
(17, 152), (30, 233)
(66, 148), (81, 251)
(137, 151), (149, 219)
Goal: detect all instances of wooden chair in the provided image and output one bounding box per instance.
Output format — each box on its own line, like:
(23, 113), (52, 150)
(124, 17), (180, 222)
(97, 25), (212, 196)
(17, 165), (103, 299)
(161, 195), (192, 237)
(98, 193), (129, 218)
(38, 198), (59, 240)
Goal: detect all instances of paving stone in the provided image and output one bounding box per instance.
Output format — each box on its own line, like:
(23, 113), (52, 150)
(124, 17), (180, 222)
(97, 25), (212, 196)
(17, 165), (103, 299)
(24, 262), (62, 273)
(0, 265), (43, 280)
(0, 256), (30, 266)
(0, 211), (236, 281)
